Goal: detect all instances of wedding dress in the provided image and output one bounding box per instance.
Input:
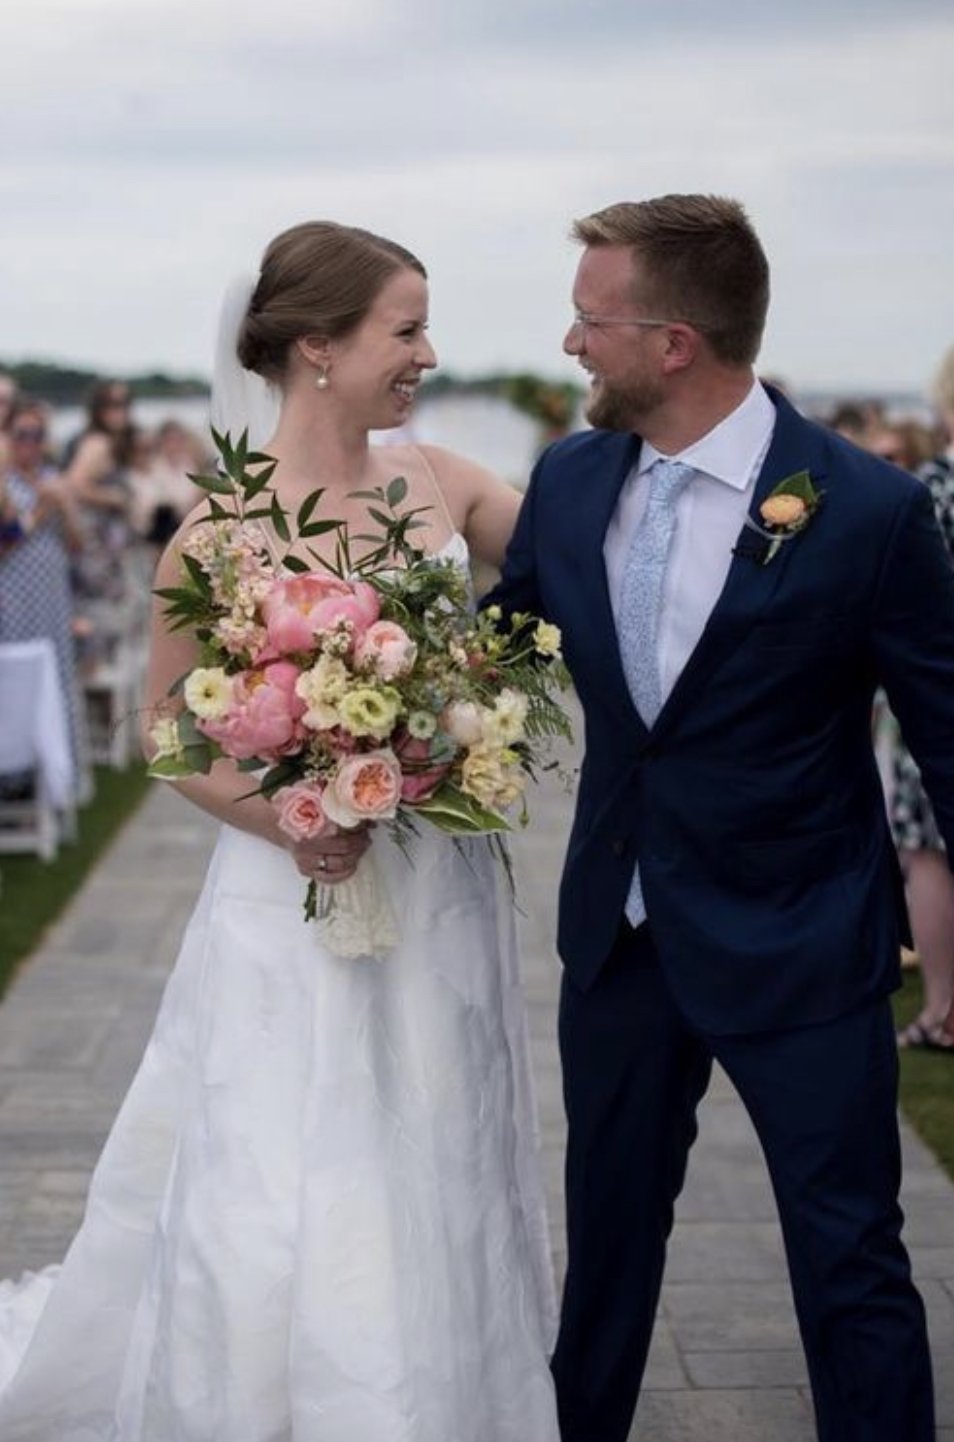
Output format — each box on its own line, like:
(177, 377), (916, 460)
(0, 535), (561, 1440)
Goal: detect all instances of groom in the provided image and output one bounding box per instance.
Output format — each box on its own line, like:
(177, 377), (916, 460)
(486, 195), (954, 1441)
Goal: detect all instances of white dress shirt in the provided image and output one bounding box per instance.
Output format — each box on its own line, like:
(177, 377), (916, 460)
(604, 380), (776, 704)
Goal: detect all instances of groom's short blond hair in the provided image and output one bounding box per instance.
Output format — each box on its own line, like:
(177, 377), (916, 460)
(572, 195), (770, 367)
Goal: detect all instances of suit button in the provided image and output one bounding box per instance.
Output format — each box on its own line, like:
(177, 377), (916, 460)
(611, 839), (627, 857)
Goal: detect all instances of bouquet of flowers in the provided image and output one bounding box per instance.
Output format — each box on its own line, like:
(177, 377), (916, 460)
(148, 431), (571, 958)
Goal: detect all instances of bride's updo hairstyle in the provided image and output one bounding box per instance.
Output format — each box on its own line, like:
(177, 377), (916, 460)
(237, 222), (427, 383)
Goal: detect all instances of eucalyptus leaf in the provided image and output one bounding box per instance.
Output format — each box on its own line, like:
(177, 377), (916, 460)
(386, 475), (408, 508)
(182, 742), (214, 775)
(191, 473), (235, 496)
(299, 519), (343, 539)
(242, 464), (278, 500)
(270, 494), (291, 544)
(296, 489), (326, 530)
(147, 755), (195, 780)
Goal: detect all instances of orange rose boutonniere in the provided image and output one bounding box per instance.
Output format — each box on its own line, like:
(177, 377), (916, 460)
(741, 469), (823, 565)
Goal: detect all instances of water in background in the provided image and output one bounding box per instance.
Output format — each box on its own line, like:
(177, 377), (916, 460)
(47, 385), (931, 493)
(49, 393), (544, 492)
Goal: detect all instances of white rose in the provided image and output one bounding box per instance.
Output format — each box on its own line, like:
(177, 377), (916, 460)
(483, 688), (528, 747)
(440, 700), (485, 748)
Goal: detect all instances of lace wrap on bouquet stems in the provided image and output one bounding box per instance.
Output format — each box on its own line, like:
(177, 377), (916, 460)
(307, 852), (399, 960)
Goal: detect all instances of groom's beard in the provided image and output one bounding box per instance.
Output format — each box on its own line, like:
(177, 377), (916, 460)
(585, 373), (665, 431)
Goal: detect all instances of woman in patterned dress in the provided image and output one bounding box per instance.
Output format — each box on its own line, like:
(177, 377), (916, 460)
(892, 347), (954, 1051)
(0, 399), (86, 784)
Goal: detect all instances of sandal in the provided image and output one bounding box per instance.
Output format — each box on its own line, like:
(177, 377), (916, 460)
(896, 1018), (954, 1052)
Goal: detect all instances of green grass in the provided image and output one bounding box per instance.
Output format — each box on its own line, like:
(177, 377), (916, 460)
(0, 765), (152, 998)
(892, 971), (954, 1182)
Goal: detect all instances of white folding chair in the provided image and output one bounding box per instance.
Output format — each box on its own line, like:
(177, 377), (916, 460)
(81, 586), (149, 770)
(0, 639), (77, 860)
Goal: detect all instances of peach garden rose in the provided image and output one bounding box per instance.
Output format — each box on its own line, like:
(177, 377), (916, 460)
(355, 620), (418, 681)
(275, 781), (333, 842)
(321, 749), (403, 829)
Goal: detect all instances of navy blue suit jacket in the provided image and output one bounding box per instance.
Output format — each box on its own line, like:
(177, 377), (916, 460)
(489, 388), (954, 1035)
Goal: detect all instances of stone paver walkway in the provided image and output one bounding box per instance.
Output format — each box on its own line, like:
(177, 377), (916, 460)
(1, 755), (953, 1439)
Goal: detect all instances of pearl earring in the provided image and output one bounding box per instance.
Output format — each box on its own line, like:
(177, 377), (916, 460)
(315, 366), (330, 390)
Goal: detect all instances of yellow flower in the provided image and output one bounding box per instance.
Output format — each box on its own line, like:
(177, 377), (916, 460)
(533, 621), (562, 658)
(461, 743), (525, 811)
(183, 667), (233, 720)
(760, 494), (807, 529)
(338, 685), (402, 740)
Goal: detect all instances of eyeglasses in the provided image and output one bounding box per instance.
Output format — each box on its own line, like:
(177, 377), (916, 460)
(569, 311), (702, 334)
(102, 397), (130, 409)
(11, 426), (46, 442)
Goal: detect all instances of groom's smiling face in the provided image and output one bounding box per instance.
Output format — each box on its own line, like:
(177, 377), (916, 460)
(565, 245), (668, 431)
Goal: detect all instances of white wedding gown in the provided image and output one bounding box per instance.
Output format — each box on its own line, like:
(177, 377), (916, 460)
(0, 535), (561, 1441)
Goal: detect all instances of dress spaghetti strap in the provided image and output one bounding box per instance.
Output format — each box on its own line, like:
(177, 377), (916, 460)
(411, 446), (458, 541)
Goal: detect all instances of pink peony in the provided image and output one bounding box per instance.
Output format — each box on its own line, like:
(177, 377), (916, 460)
(355, 620), (417, 681)
(199, 661), (305, 760)
(322, 748), (403, 828)
(394, 733), (452, 804)
(263, 575), (380, 654)
(274, 781), (333, 842)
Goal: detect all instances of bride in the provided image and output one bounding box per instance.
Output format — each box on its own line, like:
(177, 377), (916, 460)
(0, 222), (561, 1440)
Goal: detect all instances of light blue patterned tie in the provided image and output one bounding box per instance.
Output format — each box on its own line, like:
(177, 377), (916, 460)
(618, 457), (694, 925)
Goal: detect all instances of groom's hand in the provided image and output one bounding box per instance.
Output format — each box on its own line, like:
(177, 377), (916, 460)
(289, 823), (372, 886)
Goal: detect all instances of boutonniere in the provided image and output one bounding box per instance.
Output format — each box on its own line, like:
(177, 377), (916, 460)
(735, 470), (824, 565)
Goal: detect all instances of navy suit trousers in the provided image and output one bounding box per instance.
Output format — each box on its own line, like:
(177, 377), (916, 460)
(551, 922), (935, 1442)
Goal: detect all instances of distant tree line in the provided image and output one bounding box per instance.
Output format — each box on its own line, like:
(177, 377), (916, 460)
(2, 358), (582, 424)
(422, 371), (583, 429)
(0, 360), (210, 407)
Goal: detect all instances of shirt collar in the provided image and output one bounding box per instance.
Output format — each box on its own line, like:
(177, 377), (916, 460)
(637, 380), (776, 491)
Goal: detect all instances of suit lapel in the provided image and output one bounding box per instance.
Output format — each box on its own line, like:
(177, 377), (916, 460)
(648, 390), (830, 745)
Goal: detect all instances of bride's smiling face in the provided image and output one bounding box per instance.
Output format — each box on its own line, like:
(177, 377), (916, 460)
(325, 268), (436, 429)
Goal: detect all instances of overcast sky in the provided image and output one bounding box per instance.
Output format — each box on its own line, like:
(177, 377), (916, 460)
(2, 0), (952, 395)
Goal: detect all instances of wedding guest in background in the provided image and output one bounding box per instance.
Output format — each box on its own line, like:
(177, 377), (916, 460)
(62, 379), (136, 666)
(142, 419), (206, 545)
(893, 345), (954, 1052)
(828, 400), (873, 446)
(0, 373), (17, 430)
(0, 398), (86, 783)
(0, 372), (18, 475)
(870, 417), (936, 474)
